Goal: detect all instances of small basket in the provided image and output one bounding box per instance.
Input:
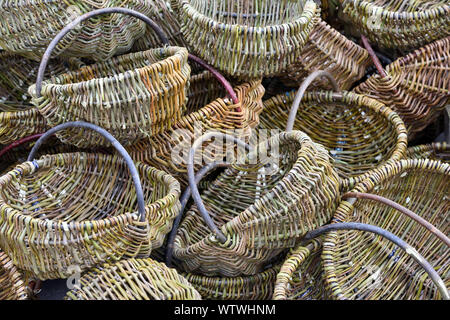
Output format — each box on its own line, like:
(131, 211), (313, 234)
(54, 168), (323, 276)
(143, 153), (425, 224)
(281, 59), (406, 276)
(281, 17), (371, 90)
(322, 159), (450, 299)
(259, 71), (408, 191)
(0, 122), (180, 279)
(406, 143), (449, 163)
(65, 258), (201, 300)
(356, 36), (450, 140)
(339, 0), (450, 50)
(171, 0), (319, 79)
(0, 1), (153, 61)
(28, 8), (191, 148)
(0, 250), (28, 300)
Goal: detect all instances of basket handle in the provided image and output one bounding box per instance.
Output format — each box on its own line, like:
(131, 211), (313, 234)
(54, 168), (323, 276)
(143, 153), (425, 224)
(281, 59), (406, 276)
(187, 132), (252, 244)
(343, 192), (450, 247)
(27, 121), (147, 223)
(303, 222), (449, 300)
(361, 35), (387, 78)
(286, 70), (341, 132)
(35, 7), (170, 97)
(0, 134), (43, 159)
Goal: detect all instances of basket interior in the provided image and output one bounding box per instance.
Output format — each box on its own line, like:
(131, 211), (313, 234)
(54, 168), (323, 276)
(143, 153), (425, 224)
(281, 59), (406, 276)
(185, 71), (227, 114)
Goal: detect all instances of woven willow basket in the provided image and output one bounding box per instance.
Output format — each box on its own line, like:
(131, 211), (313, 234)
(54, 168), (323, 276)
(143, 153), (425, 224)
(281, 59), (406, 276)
(356, 36), (450, 140)
(259, 71), (408, 191)
(65, 258), (201, 300)
(0, 52), (83, 145)
(339, 0), (450, 50)
(281, 17), (371, 90)
(171, 0), (319, 79)
(323, 159), (450, 300)
(172, 131), (340, 277)
(0, 122), (181, 279)
(0, 0), (152, 61)
(0, 250), (28, 300)
(127, 69), (265, 187)
(406, 143), (449, 163)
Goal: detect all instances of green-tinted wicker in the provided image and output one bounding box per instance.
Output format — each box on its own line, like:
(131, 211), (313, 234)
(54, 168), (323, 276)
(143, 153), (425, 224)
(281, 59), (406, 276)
(273, 240), (326, 300)
(0, 52), (83, 145)
(281, 18), (371, 90)
(355, 36), (450, 140)
(259, 90), (408, 190)
(0, 152), (181, 279)
(0, 249), (28, 300)
(0, 0), (153, 61)
(173, 131), (340, 276)
(323, 159), (450, 300)
(29, 47), (191, 148)
(65, 258), (201, 300)
(406, 142), (449, 163)
(127, 71), (264, 187)
(339, 0), (450, 50)
(171, 0), (319, 79)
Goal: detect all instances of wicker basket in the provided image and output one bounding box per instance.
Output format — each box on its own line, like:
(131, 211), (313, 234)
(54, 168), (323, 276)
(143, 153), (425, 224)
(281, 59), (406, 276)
(172, 131), (340, 277)
(281, 17), (371, 90)
(171, 0), (319, 79)
(322, 159), (450, 299)
(0, 1), (153, 61)
(406, 143), (449, 163)
(355, 36), (450, 140)
(259, 71), (408, 191)
(0, 250), (28, 300)
(0, 122), (181, 279)
(65, 258), (201, 300)
(339, 0), (450, 50)
(27, 8), (191, 148)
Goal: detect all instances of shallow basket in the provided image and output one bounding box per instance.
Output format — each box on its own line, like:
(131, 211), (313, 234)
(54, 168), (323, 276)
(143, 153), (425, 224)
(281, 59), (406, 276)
(339, 0), (450, 50)
(356, 36), (450, 140)
(259, 71), (408, 191)
(173, 131), (340, 277)
(406, 143), (449, 163)
(0, 0), (153, 61)
(171, 0), (319, 79)
(281, 17), (371, 90)
(0, 123), (181, 279)
(0, 249), (28, 300)
(322, 159), (450, 299)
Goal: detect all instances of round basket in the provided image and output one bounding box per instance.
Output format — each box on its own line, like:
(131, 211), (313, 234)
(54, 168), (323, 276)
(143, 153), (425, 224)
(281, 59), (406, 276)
(0, 250), (28, 300)
(322, 159), (450, 299)
(65, 258), (201, 300)
(171, 131), (340, 277)
(259, 71), (408, 191)
(171, 0), (319, 79)
(356, 36), (450, 140)
(0, 122), (181, 279)
(27, 8), (191, 148)
(281, 18), (371, 90)
(0, 0), (153, 61)
(339, 0), (450, 50)
(406, 143), (449, 163)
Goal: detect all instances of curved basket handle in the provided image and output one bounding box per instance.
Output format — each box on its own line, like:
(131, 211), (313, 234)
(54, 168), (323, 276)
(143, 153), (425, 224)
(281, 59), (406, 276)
(36, 7), (170, 97)
(361, 35), (387, 78)
(0, 134), (43, 159)
(343, 192), (450, 247)
(165, 161), (230, 266)
(187, 54), (239, 105)
(187, 132), (252, 244)
(286, 70), (341, 132)
(27, 121), (147, 223)
(303, 222), (449, 300)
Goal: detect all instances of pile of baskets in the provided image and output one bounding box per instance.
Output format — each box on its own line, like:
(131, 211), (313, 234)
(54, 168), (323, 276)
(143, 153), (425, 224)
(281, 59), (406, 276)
(0, 0), (448, 301)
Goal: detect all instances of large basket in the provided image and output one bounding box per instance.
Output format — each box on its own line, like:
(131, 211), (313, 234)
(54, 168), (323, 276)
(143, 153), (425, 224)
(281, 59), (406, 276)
(322, 159), (450, 299)
(172, 131), (340, 276)
(355, 36), (450, 140)
(171, 0), (319, 79)
(28, 8), (191, 148)
(259, 71), (408, 191)
(0, 249), (28, 300)
(0, 122), (180, 279)
(281, 17), (371, 90)
(0, 1), (153, 61)
(406, 143), (449, 163)
(339, 0), (450, 50)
